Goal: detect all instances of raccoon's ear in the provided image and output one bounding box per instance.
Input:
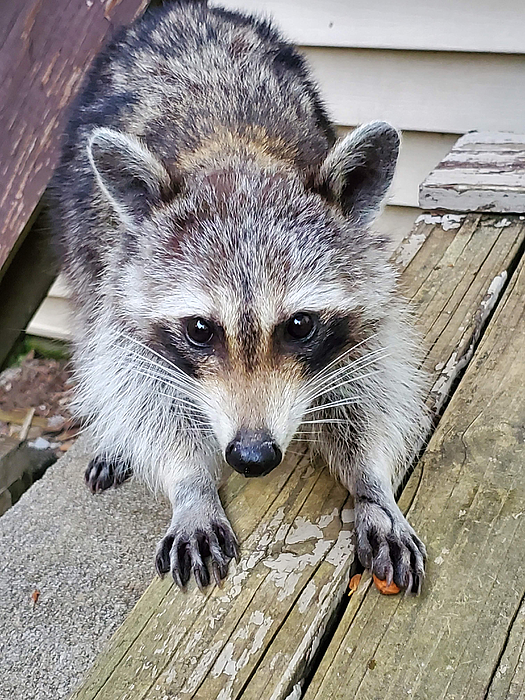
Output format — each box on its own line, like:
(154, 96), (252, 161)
(318, 121), (399, 224)
(87, 127), (175, 223)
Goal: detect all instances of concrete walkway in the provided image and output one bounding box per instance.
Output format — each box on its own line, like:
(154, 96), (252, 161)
(0, 437), (171, 700)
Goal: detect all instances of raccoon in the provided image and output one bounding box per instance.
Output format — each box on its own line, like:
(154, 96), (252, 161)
(52, 0), (429, 593)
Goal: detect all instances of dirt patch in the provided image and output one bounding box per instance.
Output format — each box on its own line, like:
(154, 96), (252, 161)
(0, 352), (79, 449)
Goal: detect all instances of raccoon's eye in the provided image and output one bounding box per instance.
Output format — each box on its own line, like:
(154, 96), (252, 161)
(285, 313), (315, 341)
(186, 317), (214, 345)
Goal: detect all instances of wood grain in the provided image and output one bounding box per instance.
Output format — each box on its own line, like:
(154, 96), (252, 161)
(70, 215), (525, 700)
(305, 251), (525, 700)
(420, 132), (525, 213)
(0, 0), (148, 276)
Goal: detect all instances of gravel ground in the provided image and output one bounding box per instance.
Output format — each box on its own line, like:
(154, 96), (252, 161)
(0, 437), (171, 700)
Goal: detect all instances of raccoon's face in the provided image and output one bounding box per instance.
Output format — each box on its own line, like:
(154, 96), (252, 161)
(87, 122), (399, 477)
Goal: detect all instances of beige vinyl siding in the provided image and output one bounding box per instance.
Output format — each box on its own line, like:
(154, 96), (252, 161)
(302, 47), (525, 135)
(28, 0), (525, 340)
(211, 0), (525, 54)
(27, 277), (72, 340)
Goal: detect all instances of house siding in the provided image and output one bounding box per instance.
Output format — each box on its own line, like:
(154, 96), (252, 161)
(28, 0), (525, 339)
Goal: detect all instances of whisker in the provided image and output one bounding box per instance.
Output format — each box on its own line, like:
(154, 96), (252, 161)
(312, 369), (384, 401)
(303, 397), (361, 414)
(306, 337), (382, 392)
(306, 364), (387, 404)
(305, 347), (390, 401)
(132, 373), (207, 411)
(118, 332), (203, 392)
(309, 333), (378, 383)
(300, 418), (348, 425)
(118, 331), (192, 376)
(121, 348), (215, 411)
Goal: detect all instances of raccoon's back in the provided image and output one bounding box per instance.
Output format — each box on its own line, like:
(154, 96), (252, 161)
(52, 0), (335, 288)
(58, 1), (334, 176)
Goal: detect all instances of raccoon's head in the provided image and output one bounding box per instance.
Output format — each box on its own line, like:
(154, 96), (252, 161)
(87, 122), (399, 477)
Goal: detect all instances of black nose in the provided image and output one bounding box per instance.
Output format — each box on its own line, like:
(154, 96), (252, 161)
(225, 430), (282, 477)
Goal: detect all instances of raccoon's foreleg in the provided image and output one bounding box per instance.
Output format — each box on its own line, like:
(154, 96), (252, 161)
(325, 438), (426, 593)
(350, 451), (426, 594)
(155, 461), (239, 590)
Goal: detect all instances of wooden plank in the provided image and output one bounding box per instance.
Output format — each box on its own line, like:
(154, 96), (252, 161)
(0, 0), (148, 277)
(70, 216), (525, 700)
(0, 209), (57, 367)
(304, 248), (525, 700)
(301, 47), (525, 135)
(210, 0), (525, 55)
(486, 599), (525, 700)
(420, 132), (525, 213)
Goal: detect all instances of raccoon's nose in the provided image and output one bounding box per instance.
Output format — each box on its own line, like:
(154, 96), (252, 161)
(225, 430), (282, 478)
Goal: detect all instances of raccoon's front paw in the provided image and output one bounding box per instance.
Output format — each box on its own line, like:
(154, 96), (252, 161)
(155, 515), (239, 591)
(355, 498), (426, 594)
(85, 456), (132, 493)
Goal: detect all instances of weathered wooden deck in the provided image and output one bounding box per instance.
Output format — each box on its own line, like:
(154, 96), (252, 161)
(69, 207), (525, 700)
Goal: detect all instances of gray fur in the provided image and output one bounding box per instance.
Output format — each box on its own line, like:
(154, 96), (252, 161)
(52, 0), (430, 592)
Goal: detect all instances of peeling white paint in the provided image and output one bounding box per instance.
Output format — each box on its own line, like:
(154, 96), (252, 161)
(268, 571), (352, 700)
(340, 508), (355, 524)
(318, 507), (339, 528)
(415, 213), (465, 231)
(250, 610), (266, 626)
(393, 231), (429, 268)
(210, 612), (274, 700)
(481, 272), (507, 314)
(298, 580), (317, 614)
(269, 651), (283, 671)
(212, 642), (236, 678)
(179, 640), (224, 694)
(286, 517), (324, 544)
(264, 540), (333, 600)
(325, 530), (354, 568)
(285, 683), (303, 700)
(430, 351), (460, 413)
(430, 270), (507, 415)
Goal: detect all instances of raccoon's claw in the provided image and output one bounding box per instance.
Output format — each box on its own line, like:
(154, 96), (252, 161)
(155, 520), (238, 591)
(354, 498), (426, 595)
(85, 457), (132, 493)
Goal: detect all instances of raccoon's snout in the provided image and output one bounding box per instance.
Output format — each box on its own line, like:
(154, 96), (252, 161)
(225, 430), (282, 478)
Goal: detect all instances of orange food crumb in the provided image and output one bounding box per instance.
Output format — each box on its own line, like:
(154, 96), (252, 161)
(348, 573), (362, 596)
(373, 574), (401, 595)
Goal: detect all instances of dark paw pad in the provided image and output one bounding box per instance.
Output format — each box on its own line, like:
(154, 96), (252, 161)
(155, 520), (239, 591)
(84, 457), (132, 494)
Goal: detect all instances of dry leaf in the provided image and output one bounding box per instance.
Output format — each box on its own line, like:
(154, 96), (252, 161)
(31, 589), (40, 608)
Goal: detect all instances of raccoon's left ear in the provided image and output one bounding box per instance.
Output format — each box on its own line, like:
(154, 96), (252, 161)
(87, 127), (176, 223)
(318, 121), (400, 224)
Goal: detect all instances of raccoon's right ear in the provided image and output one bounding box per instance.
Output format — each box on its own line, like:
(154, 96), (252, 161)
(318, 121), (400, 225)
(87, 128), (177, 223)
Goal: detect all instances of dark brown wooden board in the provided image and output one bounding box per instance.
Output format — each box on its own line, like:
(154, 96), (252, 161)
(0, 0), (148, 277)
